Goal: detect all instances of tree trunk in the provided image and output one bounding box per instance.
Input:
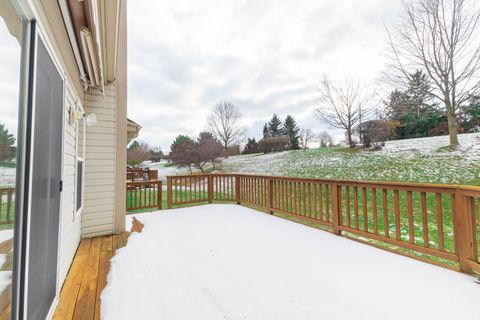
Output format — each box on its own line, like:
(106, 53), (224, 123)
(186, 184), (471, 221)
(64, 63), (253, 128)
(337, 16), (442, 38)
(224, 142), (229, 159)
(347, 129), (354, 148)
(446, 100), (459, 147)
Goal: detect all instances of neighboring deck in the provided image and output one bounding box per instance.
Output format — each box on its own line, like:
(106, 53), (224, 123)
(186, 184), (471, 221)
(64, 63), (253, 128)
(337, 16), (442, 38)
(53, 219), (142, 320)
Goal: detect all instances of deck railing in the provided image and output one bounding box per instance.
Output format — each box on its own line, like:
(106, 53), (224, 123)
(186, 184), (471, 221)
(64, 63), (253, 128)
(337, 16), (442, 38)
(0, 188), (15, 225)
(126, 181), (162, 211)
(166, 173), (480, 274)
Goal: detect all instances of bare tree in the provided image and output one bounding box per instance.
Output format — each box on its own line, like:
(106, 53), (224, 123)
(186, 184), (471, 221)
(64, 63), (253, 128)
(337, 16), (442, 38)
(387, 0), (480, 146)
(208, 102), (245, 153)
(197, 132), (224, 171)
(315, 75), (373, 147)
(299, 128), (314, 151)
(318, 131), (333, 147)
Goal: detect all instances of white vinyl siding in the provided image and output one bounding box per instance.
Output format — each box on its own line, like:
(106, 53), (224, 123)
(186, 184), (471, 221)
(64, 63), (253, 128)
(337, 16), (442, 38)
(58, 82), (82, 288)
(82, 84), (117, 237)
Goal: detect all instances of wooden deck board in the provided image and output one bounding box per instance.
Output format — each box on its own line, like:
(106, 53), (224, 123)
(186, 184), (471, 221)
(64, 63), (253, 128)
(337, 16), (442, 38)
(53, 239), (92, 320)
(72, 237), (102, 320)
(53, 223), (141, 320)
(0, 221), (141, 320)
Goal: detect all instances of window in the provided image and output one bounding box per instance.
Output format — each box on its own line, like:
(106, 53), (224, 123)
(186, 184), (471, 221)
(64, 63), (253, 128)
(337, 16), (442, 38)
(76, 159), (83, 211)
(75, 103), (85, 216)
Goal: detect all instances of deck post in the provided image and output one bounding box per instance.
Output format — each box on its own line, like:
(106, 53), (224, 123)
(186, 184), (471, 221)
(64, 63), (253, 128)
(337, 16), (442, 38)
(331, 182), (341, 235)
(453, 188), (474, 273)
(167, 177), (172, 209)
(268, 177), (274, 214)
(208, 174), (213, 204)
(235, 175), (241, 204)
(158, 181), (163, 209)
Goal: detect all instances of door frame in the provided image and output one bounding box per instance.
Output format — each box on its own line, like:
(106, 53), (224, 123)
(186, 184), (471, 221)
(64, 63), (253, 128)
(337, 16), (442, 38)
(17, 20), (66, 320)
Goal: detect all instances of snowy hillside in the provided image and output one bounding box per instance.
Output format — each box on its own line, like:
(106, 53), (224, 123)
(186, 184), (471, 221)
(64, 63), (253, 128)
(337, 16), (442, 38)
(152, 133), (480, 185)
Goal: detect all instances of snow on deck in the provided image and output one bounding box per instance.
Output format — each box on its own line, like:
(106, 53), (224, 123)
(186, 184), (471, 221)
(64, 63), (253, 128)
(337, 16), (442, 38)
(102, 205), (479, 320)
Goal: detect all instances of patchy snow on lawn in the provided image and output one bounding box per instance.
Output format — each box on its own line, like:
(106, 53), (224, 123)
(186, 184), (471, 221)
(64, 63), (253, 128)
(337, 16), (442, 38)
(376, 132), (480, 162)
(0, 230), (13, 244)
(0, 271), (11, 295)
(220, 151), (290, 174)
(102, 204), (479, 320)
(0, 167), (16, 188)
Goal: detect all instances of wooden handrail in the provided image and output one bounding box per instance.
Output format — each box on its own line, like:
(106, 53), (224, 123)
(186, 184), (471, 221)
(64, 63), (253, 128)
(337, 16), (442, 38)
(167, 173), (480, 193)
(164, 173), (480, 274)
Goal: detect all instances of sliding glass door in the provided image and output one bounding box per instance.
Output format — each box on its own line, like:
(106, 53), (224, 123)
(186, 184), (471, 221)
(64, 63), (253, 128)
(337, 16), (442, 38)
(25, 34), (63, 320)
(0, 1), (25, 319)
(1, 3), (64, 319)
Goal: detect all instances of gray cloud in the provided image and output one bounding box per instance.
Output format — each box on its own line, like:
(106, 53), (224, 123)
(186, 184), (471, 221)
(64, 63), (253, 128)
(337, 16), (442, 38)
(127, 0), (403, 151)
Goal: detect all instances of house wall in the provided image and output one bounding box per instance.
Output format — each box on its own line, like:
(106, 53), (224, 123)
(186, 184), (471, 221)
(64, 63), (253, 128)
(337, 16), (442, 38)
(83, 85), (117, 237)
(22, 0), (127, 291)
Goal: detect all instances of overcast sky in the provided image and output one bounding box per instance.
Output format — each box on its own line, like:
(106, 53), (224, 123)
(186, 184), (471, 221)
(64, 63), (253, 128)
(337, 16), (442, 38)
(0, 1), (403, 151)
(127, 0), (404, 151)
(0, 18), (21, 143)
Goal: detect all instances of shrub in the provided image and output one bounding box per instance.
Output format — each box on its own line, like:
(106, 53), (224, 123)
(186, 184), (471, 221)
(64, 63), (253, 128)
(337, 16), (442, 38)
(242, 138), (260, 154)
(259, 135), (290, 153)
(357, 120), (392, 148)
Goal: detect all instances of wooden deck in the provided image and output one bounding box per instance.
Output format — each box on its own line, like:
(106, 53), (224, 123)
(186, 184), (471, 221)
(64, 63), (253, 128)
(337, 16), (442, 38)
(53, 218), (143, 319)
(0, 237), (13, 320)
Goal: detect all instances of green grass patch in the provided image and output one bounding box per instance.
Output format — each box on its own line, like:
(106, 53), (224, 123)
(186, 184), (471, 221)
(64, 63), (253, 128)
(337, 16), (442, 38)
(162, 162), (176, 168)
(0, 162), (16, 168)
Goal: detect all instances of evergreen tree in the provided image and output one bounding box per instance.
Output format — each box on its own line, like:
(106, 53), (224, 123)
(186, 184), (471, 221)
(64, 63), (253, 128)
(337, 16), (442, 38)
(170, 135), (194, 153)
(0, 124), (15, 162)
(283, 115), (300, 150)
(385, 70), (446, 139)
(405, 70), (433, 117)
(263, 123), (270, 139)
(460, 95), (480, 132)
(268, 114), (283, 137)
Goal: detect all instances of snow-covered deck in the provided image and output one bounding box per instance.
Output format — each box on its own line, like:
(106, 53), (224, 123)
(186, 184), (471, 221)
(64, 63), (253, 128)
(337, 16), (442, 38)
(103, 204), (479, 320)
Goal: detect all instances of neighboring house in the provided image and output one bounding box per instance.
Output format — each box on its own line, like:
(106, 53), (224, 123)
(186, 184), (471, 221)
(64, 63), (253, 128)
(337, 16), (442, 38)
(1, 0), (129, 318)
(127, 118), (142, 143)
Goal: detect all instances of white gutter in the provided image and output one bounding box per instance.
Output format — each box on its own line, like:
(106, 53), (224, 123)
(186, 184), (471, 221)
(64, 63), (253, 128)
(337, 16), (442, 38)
(87, 0), (106, 91)
(80, 27), (97, 87)
(58, 0), (88, 90)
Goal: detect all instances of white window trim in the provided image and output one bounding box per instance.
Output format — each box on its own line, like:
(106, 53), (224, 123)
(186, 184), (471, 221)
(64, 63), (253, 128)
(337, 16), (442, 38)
(74, 100), (86, 219)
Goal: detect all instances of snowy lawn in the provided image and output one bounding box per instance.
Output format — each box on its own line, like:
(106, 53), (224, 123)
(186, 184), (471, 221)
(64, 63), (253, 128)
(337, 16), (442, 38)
(103, 204), (479, 320)
(136, 133), (480, 185)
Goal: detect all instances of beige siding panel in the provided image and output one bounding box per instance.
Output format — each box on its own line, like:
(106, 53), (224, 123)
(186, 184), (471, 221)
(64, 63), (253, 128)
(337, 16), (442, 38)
(82, 225), (113, 237)
(83, 107), (116, 116)
(84, 191), (115, 201)
(84, 185), (117, 193)
(82, 217), (114, 228)
(85, 173), (115, 182)
(86, 146), (116, 154)
(58, 81), (82, 289)
(83, 84), (118, 238)
(86, 139), (116, 147)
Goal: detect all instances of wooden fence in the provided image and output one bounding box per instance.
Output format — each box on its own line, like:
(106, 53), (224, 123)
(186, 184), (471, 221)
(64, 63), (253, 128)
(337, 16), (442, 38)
(0, 188), (15, 225)
(126, 181), (162, 211)
(166, 173), (480, 274)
